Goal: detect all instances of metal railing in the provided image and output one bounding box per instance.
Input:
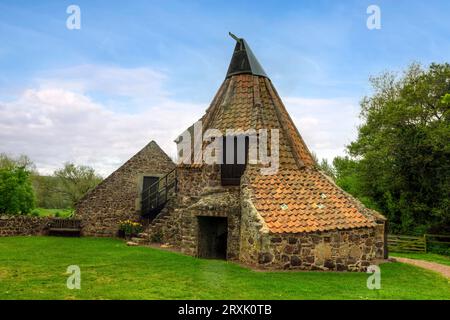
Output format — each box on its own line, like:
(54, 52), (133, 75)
(141, 168), (177, 219)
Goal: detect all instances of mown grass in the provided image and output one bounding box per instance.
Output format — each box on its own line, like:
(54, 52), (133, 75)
(0, 237), (448, 300)
(390, 252), (450, 266)
(31, 208), (73, 218)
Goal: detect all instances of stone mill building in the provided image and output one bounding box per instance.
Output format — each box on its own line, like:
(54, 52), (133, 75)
(76, 34), (386, 271)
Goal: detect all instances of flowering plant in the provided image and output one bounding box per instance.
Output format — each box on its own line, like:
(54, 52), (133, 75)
(118, 220), (143, 237)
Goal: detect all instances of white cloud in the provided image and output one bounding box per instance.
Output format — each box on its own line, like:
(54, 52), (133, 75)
(0, 66), (203, 176)
(36, 65), (170, 109)
(284, 97), (361, 162)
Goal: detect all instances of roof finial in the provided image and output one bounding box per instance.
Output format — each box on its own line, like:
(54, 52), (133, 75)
(228, 32), (241, 42)
(229, 32), (243, 50)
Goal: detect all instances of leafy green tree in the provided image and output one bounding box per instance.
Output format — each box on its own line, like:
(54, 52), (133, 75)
(318, 158), (336, 180)
(54, 163), (102, 207)
(32, 175), (72, 209)
(0, 154), (35, 214)
(332, 156), (379, 210)
(345, 63), (450, 234)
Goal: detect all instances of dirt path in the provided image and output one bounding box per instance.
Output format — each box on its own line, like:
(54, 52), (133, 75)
(391, 256), (450, 279)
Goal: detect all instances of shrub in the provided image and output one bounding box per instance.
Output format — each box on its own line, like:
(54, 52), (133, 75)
(30, 209), (40, 217)
(118, 220), (143, 238)
(428, 243), (450, 257)
(0, 165), (35, 214)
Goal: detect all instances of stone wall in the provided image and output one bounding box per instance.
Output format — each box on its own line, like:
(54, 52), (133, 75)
(239, 178), (270, 264)
(0, 215), (53, 236)
(237, 172), (386, 271)
(261, 226), (385, 271)
(75, 141), (175, 237)
(146, 164), (242, 260)
(176, 164), (222, 199)
(178, 190), (241, 260)
(238, 210), (385, 272)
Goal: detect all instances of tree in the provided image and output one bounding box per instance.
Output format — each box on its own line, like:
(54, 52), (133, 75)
(54, 163), (102, 207)
(0, 154), (35, 172)
(345, 63), (450, 234)
(332, 156), (379, 210)
(317, 158), (336, 180)
(32, 175), (72, 209)
(0, 154), (35, 214)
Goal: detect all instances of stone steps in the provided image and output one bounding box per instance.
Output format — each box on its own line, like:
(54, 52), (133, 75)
(129, 198), (178, 248)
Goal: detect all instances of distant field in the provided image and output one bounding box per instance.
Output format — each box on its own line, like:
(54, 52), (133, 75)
(0, 237), (449, 300)
(32, 208), (73, 218)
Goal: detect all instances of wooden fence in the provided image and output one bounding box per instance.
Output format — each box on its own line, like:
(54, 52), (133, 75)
(388, 234), (427, 253)
(388, 234), (450, 253)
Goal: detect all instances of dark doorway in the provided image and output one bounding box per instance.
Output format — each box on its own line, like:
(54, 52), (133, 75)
(143, 176), (159, 192)
(141, 176), (159, 215)
(221, 135), (249, 186)
(197, 216), (228, 259)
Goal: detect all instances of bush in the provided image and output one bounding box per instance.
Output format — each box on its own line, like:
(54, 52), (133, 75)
(118, 220), (143, 238)
(428, 243), (450, 257)
(0, 165), (35, 214)
(30, 209), (40, 217)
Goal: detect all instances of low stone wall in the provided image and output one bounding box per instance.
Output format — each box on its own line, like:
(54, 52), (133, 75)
(239, 220), (385, 271)
(258, 226), (384, 271)
(0, 215), (54, 237)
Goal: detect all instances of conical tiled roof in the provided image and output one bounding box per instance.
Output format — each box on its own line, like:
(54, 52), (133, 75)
(181, 36), (382, 233)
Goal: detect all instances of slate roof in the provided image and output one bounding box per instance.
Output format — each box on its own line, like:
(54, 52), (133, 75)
(179, 35), (383, 233)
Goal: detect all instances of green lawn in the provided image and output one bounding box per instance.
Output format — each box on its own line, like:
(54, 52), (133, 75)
(32, 208), (73, 218)
(0, 237), (448, 300)
(390, 252), (450, 266)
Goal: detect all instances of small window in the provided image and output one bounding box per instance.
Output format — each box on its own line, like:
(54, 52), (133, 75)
(221, 136), (249, 186)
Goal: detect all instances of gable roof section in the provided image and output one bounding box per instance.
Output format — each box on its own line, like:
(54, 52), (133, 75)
(76, 140), (175, 205)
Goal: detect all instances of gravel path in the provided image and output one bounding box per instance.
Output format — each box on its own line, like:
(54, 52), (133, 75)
(391, 256), (450, 279)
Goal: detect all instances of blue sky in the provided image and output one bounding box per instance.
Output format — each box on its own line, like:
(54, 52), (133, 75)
(1, 0), (450, 175)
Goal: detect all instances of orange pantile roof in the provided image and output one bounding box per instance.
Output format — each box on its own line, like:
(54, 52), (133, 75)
(246, 167), (378, 233)
(177, 36), (383, 233)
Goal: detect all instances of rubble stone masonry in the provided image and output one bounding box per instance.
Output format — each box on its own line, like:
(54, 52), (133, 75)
(147, 167), (385, 271)
(0, 215), (53, 236)
(75, 141), (175, 236)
